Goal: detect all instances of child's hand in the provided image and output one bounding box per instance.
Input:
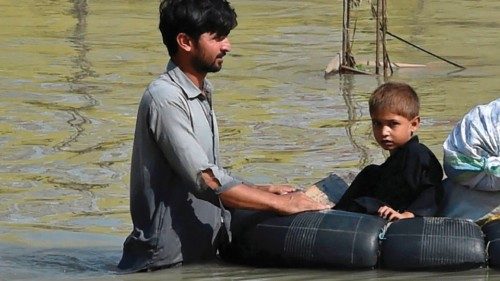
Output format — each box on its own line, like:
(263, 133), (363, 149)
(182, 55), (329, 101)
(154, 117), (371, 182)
(378, 206), (415, 221)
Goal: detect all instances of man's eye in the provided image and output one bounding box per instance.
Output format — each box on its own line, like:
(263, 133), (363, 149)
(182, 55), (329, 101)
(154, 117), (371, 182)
(212, 34), (225, 41)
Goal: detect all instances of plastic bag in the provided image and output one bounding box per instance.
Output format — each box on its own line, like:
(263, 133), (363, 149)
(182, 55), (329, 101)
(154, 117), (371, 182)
(443, 98), (500, 191)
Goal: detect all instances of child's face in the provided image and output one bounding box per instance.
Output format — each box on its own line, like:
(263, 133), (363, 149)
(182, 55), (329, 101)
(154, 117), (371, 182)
(370, 110), (420, 154)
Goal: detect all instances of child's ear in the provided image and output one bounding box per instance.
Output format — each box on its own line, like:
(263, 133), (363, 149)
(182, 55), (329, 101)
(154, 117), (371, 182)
(411, 116), (421, 133)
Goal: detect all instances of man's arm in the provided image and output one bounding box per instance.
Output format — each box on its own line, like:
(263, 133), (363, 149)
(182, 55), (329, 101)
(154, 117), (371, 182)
(201, 169), (332, 215)
(148, 83), (241, 192)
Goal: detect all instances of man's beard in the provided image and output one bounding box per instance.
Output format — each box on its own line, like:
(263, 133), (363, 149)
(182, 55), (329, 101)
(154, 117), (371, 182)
(192, 53), (223, 73)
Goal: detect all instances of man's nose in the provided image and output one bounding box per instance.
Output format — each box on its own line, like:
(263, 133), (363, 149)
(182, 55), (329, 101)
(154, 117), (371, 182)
(221, 38), (231, 52)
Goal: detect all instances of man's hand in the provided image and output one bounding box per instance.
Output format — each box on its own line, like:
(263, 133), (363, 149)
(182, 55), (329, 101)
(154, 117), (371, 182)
(276, 191), (333, 215)
(255, 184), (296, 195)
(378, 205), (415, 221)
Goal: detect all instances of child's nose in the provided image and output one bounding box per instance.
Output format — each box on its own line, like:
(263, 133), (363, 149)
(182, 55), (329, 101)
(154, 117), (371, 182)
(382, 126), (391, 136)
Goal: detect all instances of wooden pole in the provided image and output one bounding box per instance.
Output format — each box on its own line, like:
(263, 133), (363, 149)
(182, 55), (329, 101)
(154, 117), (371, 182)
(382, 0), (388, 76)
(375, 0), (380, 75)
(342, 0), (349, 67)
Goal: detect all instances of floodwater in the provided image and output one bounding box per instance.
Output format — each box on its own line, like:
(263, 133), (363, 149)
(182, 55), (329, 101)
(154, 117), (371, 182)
(0, 0), (499, 280)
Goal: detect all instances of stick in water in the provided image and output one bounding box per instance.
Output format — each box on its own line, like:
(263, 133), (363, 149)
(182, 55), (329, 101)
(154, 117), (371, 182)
(386, 30), (466, 69)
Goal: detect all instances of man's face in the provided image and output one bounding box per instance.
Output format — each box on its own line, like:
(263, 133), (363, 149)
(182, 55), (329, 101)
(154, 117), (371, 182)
(370, 110), (420, 154)
(191, 32), (231, 73)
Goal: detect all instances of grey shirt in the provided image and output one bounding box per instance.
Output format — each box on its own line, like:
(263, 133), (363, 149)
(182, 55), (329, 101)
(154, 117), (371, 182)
(118, 61), (242, 272)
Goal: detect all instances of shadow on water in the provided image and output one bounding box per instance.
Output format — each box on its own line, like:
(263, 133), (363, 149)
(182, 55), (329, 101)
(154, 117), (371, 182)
(0, 244), (121, 280)
(1, 241), (498, 281)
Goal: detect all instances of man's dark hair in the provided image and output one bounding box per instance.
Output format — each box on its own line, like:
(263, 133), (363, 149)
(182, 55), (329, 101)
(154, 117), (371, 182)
(159, 0), (238, 57)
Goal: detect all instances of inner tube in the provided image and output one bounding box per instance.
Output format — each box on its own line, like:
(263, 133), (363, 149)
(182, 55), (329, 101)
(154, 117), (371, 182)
(380, 217), (486, 270)
(482, 220), (500, 268)
(223, 209), (387, 269)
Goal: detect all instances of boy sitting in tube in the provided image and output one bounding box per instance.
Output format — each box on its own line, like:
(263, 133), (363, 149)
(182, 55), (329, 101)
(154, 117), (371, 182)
(332, 82), (444, 221)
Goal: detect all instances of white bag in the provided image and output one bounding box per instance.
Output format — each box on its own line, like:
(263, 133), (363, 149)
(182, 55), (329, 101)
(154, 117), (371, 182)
(443, 98), (500, 191)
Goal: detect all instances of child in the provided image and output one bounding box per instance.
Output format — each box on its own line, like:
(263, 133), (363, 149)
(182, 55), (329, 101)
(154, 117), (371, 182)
(334, 82), (443, 221)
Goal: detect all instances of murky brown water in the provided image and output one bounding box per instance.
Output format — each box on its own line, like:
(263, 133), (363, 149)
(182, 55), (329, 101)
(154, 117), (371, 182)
(1, 0), (499, 280)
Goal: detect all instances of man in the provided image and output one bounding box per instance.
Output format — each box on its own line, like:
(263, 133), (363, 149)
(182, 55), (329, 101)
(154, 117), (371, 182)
(117, 0), (330, 273)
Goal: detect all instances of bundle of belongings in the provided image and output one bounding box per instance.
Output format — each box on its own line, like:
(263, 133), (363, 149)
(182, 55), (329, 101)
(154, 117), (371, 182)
(439, 98), (500, 225)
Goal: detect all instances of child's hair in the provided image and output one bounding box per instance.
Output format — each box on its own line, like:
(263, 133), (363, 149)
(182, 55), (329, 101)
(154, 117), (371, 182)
(369, 82), (420, 120)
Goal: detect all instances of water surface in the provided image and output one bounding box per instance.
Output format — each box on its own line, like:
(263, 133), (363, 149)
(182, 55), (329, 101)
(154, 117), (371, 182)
(1, 0), (499, 280)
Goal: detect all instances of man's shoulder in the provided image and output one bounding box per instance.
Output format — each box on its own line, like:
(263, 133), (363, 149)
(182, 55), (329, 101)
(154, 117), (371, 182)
(141, 74), (189, 105)
(146, 74), (183, 98)
(137, 75), (188, 112)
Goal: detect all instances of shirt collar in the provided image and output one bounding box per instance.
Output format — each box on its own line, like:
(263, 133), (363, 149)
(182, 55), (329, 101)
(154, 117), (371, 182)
(166, 60), (214, 100)
(388, 135), (420, 157)
(408, 135), (419, 144)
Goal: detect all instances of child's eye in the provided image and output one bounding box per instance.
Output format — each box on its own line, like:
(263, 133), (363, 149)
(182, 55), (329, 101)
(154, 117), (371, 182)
(389, 121), (400, 128)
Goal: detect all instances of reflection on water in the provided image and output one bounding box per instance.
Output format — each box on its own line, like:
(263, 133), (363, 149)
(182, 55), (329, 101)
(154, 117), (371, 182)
(55, 0), (97, 152)
(0, 0), (499, 280)
(339, 75), (373, 170)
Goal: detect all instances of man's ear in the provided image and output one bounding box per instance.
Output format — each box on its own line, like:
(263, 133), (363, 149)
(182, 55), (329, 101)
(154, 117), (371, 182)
(176, 33), (193, 52)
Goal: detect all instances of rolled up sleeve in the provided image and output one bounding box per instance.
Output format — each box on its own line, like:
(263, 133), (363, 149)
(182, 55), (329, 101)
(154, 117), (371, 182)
(147, 82), (240, 194)
(202, 165), (242, 194)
